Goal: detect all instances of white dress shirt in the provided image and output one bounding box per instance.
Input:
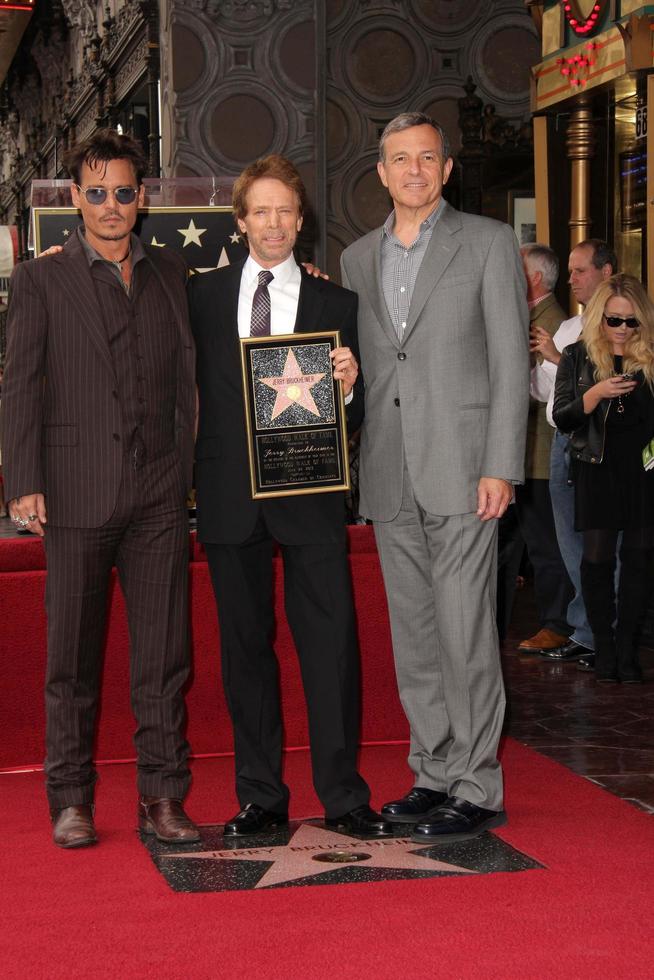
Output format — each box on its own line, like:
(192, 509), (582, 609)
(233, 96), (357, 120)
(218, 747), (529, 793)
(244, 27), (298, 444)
(237, 251), (354, 403)
(530, 313), (583, 427)
(237, 252), (301, 337)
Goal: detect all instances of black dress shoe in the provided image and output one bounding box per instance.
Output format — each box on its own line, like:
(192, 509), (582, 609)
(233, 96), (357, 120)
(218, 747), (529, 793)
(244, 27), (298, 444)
(324, 804), (393, 837)
(223, 803), (288, 837)
(540, 640), (590, 662)
(576, 653), (596, 672)
(411, 796), (507, 843)
(381, 787), (449, 824)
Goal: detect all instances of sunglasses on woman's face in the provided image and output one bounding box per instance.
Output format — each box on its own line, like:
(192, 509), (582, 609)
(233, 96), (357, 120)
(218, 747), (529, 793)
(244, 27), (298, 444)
(74, 184), (138, 206)
(603, 314), (639, 329)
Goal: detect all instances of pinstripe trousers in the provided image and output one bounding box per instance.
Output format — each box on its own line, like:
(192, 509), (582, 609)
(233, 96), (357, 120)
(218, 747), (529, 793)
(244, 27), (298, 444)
(43, 447), (191, 810)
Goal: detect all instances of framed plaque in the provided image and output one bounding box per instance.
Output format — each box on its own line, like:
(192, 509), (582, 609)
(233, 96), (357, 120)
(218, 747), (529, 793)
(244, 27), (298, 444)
(240, 331), (351, 499)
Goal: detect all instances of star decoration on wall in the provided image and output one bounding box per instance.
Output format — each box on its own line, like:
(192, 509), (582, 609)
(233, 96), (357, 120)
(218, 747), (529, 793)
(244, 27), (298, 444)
(177, 218), (207, 247)
(229, 232), (241, 244)
(150, 236), (166, 247)
(258, 348), (325, 420)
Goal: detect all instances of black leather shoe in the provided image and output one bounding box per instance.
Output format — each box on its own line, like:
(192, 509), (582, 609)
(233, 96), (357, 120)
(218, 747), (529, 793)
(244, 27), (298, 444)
(325, 804), (393, 837)
(223, 803), (288, 837)
(540, 640), (590, 662)
(381, 787), (449, 824)
(411, 796), (506, 843)
(576, 653), (596, 672)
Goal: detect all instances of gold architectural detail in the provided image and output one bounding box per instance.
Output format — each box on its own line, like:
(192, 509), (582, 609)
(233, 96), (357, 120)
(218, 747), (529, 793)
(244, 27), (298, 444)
(566, 96), (596, 312)
(533, 26), (626, 110)
(534, 116), (550, 243)
(542, 4), (564, 57)
(621, 0), (648, 14)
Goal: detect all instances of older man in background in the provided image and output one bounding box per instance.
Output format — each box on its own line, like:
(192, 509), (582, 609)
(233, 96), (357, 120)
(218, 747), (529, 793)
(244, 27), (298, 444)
(515, 244), (572, 655)
(531, 238), (617, 668)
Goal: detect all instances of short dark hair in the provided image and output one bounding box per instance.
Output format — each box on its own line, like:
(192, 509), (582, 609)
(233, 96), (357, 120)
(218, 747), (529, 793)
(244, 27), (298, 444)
(63, 128), (148, 185)
(575, 238), (618, 275)
(232, 154), (307, 221)
(379, 112), (451, 163)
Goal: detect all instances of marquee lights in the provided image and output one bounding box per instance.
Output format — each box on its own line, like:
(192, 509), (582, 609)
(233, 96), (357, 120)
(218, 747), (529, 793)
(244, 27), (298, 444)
(560, 2), (603, 36)
(557, 41), (597, 88)
(0, 1), (34, 8)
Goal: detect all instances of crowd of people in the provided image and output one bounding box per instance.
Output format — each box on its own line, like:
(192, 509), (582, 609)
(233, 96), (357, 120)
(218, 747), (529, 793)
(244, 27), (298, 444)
(513, 239), (654, 687)
(0, 113), (650, 854)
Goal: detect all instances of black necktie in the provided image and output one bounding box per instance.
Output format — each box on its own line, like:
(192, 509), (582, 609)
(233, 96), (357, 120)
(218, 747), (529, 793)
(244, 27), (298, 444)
(250, 270), (274, 337)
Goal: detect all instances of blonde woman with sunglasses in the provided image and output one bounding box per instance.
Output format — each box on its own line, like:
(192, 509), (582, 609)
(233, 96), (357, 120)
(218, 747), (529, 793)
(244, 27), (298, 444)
(553, 274), (654, 684)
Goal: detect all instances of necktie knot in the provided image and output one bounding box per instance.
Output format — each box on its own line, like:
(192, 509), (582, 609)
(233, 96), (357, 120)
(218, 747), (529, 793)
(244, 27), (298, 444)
(258, 270), (274, 287)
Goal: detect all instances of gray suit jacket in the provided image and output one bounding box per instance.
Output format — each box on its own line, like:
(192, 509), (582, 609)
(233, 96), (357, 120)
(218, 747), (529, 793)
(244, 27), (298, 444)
(341, 202), (529, 520)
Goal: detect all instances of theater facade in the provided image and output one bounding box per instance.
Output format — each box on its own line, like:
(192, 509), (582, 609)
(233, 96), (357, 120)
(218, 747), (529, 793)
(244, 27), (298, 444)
(528, 1), (654, 303)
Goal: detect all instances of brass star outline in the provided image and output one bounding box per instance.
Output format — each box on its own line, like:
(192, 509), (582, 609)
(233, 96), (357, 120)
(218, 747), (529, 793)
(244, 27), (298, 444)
(160, 822), (475, 889)
(258, 347), (326, 421)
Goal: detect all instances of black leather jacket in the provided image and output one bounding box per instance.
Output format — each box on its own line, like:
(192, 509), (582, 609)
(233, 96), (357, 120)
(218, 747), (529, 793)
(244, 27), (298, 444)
(552, 341), (613, 464)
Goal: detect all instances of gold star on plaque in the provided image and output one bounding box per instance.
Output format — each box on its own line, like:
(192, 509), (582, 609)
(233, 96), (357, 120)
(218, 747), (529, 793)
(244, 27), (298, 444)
(258, 348), (325, 420)
(177, 218), (207, 247)
(229, 232), (241, 244)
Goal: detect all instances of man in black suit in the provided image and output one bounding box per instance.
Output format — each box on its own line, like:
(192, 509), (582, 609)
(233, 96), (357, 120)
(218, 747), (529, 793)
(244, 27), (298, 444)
(189, 155), (391, 837)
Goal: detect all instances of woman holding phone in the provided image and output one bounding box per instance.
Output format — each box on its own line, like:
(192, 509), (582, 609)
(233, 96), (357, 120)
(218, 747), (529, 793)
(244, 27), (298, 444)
(553, 274), (654, 683)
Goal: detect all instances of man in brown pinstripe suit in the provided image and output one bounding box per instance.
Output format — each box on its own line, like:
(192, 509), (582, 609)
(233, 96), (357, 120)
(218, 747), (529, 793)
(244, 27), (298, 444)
(0, 130), (199, 849)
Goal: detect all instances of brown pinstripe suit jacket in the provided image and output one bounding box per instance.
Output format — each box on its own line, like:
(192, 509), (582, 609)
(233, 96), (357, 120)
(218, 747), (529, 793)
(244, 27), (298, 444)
(0, 233), (195, 527)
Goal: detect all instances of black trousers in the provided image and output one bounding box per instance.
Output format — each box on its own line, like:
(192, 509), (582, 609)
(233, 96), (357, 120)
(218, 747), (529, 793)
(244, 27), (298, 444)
(514, 478), (573, 636)
(43, 450), (191, 810)
(204, 516), (370, 817)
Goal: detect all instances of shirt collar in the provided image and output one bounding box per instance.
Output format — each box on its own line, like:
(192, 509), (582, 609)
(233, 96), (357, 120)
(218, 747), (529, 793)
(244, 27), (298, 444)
(382, 198), (445, 243)
(78, 227), (144, 266)
(243, 251), (298, 287)
(528, 291), (552, 311)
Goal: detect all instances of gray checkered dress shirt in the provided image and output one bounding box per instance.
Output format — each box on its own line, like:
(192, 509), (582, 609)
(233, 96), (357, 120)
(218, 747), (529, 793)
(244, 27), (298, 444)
(381, 199), (444, 342)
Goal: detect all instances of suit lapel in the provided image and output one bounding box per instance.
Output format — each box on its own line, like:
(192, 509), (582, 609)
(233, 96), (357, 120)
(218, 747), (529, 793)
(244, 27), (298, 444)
(403, 203), (461, 343)
(52, 235), (116, 380)
(145, 245), (193, 347)
(356, 231), (399, 348)
(294, 271), (327, 333)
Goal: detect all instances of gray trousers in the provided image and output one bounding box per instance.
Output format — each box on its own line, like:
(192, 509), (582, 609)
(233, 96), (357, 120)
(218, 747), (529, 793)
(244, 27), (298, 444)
(373, 468), (505, 812)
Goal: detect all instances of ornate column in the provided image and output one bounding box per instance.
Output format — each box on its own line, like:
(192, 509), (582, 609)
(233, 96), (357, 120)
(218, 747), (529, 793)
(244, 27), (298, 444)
(457, 77), (484, 216)
(566, 94), (596, 309)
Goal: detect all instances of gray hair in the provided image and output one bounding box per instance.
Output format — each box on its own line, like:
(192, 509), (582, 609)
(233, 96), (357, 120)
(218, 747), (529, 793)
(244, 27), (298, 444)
(521, 243), (559, 292)
(379, 112), (452, 163)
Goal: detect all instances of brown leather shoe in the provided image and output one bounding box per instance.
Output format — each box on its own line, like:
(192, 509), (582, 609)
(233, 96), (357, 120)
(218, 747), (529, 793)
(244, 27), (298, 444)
(518, 628), (569, 653)
(51, 804), (97, 849)
(138, 797), (200, 843)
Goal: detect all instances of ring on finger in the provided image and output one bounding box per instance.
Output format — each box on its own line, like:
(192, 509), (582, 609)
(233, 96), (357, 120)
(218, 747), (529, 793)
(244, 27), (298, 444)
(27, 514), (38, 522)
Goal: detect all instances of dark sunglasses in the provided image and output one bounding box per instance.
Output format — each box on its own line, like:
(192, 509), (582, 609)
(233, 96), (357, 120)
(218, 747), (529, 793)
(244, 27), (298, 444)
(603, 314), (639, 329)
(75, 184), (138, 206)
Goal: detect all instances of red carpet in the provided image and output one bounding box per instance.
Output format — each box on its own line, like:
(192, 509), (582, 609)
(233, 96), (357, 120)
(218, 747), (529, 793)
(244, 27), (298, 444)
(2, 741), (654, 978)
(2, 529), (653, 977)
(0, 527), (407, 769)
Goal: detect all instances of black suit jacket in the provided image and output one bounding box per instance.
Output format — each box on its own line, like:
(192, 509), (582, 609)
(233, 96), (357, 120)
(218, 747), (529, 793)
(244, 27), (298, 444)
(188, 258), (362, 545)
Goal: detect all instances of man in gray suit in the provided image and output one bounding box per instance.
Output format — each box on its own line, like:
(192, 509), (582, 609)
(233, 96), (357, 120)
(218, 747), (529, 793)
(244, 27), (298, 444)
(341, 112), (529, 842)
